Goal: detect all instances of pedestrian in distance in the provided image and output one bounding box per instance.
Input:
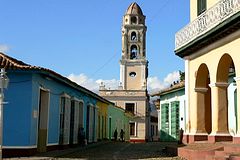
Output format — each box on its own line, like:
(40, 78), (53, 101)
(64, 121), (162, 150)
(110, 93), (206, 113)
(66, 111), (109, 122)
(178, 128), (184, 144)
(114, 129), (118, 141)
(120, 129), (124, 142)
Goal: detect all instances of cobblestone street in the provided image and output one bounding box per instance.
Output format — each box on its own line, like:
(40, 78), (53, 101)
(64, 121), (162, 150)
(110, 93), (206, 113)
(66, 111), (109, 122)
(6, 142), (185, 160)
(56, 141), (183, 160)
(32, 142), (183, 160)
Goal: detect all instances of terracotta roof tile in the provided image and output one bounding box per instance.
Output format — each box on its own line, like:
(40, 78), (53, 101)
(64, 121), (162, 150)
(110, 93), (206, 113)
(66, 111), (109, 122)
(151, 81), (185, 96)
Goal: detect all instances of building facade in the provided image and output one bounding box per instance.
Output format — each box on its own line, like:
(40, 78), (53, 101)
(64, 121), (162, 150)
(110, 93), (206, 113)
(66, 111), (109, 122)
(0, 52), (130, 157)
(99, 2), (149, 142)
(153, 81), (186, 142)
(175, 0), (240, 143)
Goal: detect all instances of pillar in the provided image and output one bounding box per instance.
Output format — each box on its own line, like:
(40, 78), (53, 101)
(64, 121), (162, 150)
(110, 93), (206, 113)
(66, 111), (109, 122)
(209, 82), (232, 143)
(189, 87), (208, 143)
(183, 58), (190, 144)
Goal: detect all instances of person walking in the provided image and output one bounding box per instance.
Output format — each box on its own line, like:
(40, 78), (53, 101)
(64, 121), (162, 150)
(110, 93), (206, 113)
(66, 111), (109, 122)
(114, 129), (118, 141)
(120, 129), (124, 142)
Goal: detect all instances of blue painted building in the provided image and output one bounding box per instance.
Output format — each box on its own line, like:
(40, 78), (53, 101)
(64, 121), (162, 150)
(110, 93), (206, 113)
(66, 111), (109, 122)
(0, 53), (114, 156)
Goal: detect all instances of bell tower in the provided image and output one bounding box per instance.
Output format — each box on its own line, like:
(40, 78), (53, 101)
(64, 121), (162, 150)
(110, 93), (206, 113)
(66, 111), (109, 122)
(120, 2), (148, 90)
(99, 2), (150, 142)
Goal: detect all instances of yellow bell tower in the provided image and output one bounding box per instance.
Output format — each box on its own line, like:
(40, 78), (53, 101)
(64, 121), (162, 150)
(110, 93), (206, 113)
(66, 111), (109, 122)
(120, 2), (148, 90)
(99, 2), (149, 142)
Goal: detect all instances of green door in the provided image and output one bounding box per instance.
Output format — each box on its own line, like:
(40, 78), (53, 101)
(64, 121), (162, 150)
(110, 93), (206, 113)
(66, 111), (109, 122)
(170, 101), (180, 141)
(160, 103), (169, 141)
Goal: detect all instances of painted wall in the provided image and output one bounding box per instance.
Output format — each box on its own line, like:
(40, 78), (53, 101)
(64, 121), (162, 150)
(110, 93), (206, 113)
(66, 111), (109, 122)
(97, 101), (108, 140)
(158, 88), (185, 141)
(4, 72), (33, 147)
(4, 70), (98, 148)
(108, 105), (130, 141)
(190, 0), (218, 21)
(187, 30), (240, 135)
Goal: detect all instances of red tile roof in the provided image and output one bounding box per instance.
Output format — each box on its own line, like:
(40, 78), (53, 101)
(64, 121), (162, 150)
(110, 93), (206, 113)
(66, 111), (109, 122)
(0, 52), (112, 104)
(151, 80), (185, 96)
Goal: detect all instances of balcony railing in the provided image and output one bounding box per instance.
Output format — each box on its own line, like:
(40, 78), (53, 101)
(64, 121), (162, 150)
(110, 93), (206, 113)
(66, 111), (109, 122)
(175, 0), (240, 50)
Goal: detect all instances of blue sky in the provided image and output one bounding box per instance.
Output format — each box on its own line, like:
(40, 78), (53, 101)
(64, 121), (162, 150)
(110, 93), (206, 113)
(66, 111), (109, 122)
(0, 0), (189, 93)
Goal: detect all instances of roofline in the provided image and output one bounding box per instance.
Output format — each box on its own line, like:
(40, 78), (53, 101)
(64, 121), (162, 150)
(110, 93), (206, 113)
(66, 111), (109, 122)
(159, 86), (185, 96)
(1, 52), (113, 105)
(151, 84), (185, 97)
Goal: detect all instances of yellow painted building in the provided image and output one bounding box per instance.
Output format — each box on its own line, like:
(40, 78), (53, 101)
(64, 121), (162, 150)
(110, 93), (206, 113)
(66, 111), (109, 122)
(96, 101), (108, 140)
(175, 0), (240, 143)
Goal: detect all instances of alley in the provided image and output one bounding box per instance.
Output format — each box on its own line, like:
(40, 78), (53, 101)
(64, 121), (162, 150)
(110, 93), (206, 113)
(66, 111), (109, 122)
(57, 141), (183, 160)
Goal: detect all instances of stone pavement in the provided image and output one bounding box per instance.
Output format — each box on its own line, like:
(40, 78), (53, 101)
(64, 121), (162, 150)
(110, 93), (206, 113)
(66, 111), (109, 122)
(5, 141), (186, 160)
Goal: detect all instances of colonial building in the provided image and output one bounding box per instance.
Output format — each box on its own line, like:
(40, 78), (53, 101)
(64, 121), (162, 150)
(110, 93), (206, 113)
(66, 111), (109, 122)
(153, 81), (186, 142)
(175, 0), (240, 144)
(0, 52), (131, 157)
(99, 2), (149, 142)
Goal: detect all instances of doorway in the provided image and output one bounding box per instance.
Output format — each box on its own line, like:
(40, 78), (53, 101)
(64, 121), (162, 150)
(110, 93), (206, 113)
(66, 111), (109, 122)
(37, 89), (50, 152)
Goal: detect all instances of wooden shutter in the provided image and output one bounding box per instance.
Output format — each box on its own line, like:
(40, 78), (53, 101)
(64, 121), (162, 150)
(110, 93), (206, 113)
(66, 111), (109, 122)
(160, 103), (169, 141)
(63, 97), (71, 144)
(73, 101), (79, 144)
(170, 101), (180, 141)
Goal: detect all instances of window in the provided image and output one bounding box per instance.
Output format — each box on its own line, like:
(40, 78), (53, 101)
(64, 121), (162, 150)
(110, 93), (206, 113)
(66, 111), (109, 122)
(125, 103), (135, 114)
(129, 72), (136, 77)
(131, 16), (137, 24)
(59, 96), (71, 145)
(131, 32), (137, 41)
(130, 122), (135, 136)
(130, 45), (138, 59)
(197, 0), (206, 15)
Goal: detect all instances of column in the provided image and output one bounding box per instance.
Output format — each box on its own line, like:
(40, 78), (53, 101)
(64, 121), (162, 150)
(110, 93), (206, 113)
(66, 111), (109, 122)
(183, 58), (190, 143)
(209, 82), (232, 143)
(195, 87), (208, 134)
(189, 87), (208, 143)
(234, 77), (240, 143)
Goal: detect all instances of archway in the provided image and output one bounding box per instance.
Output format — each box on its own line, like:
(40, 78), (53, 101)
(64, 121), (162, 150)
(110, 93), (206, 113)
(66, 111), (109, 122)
(195, 63), (212, 138)
(212, 53), (235, 141)
(130, 45), (138, 59)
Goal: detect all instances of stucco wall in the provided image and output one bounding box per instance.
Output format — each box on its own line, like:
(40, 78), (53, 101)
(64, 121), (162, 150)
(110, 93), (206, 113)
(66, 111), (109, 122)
(4, 72), (33, 147)
(190, 0), (219, 21)
(4, 70), (99, 147)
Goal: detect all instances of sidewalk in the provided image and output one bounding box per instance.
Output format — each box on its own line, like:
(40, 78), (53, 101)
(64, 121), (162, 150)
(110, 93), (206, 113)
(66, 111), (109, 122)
(5, 140), (111, 160)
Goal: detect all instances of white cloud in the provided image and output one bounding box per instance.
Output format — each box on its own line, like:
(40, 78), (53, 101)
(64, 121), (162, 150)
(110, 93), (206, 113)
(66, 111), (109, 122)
(147, 71), (180, 94)
(0, 44), (10, 53)
(67, 73), (119, 93)
(68, 71), (180, 94)
(163, 71), (180, 85)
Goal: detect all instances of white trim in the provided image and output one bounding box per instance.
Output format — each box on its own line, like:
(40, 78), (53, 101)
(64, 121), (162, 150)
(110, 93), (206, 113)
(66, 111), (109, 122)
(71, 97), (80, 102)
(39, 87), (50, 92)
(135, 122), (137, 137)
(47, 143), (58, 146)
(61, 93), (71, 99)
(88, 103), (94, 107)
(37, 88), (50, 150)
(234, 77), (240, 82)
(209, 82), (229, 88)
(3, 145), (37, 149)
